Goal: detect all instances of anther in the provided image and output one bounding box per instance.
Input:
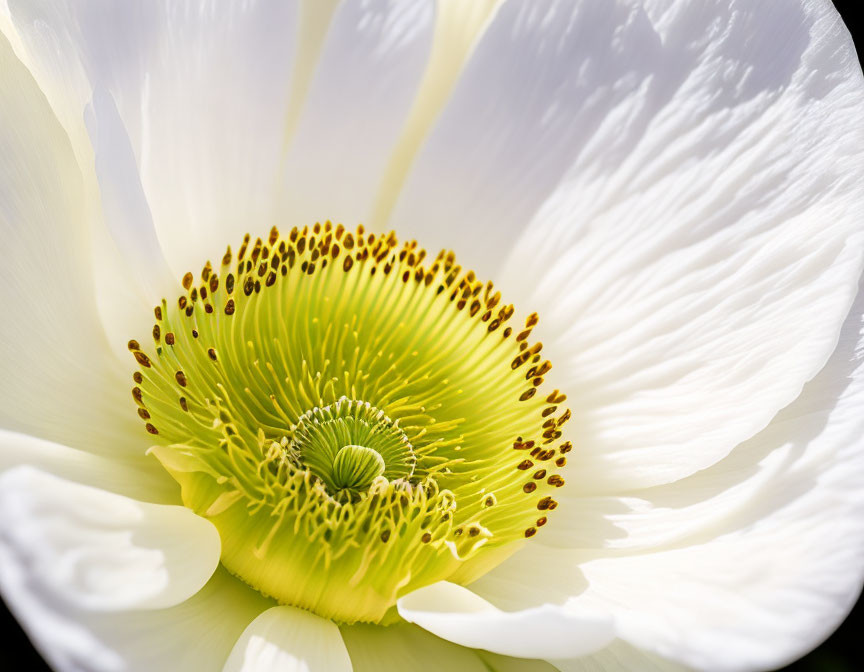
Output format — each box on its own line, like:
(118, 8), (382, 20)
(175, 371), (188, 387)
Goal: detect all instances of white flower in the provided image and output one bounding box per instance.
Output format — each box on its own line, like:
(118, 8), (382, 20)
(1, 1), (863, 671)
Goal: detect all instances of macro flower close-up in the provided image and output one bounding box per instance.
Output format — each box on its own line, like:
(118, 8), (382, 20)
(2, 1), (864, 671)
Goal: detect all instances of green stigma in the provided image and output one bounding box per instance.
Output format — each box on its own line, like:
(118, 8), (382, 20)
(129, 223), (570, 624)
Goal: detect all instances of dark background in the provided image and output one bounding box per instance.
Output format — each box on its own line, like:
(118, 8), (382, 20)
(1, 1), (862, 669)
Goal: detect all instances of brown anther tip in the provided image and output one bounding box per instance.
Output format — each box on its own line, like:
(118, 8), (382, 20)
(132, 387), (144, 406)
(145, 423), (159, 435)
(526, 312), (539, 328)
(137, 408), (150, 420)
(421, 532), (432, 543)
(525, 527), (537, 538)
(523, 482), (537, 493)
(154, 306), (163, 321)
(182, 272), (194, 289)
(548, 475), (565, 488)
(204, 303), (214, 314)
(537, 496), (553, 511)
(208, 348), (218, 361)
(192, 329), (199, 338)
(225, 299), (236, 315)
(519, 388), (536, 401)
(536, 517), (547, 527)
(380, 530), (391, 543)
(165, 332), (175, 346)
(133, 351), (152, 368)
(132, 372), (144, 384)
(179, 397), (188, 412)
(175, 371), (188, 387)
(127, 340), (140, 351)
(517, 459), (533, 470)
(555, 457), (567, 467)
(468, 526), (480, 537)
(559, 442), (573, 454)
(533, 469), (547, 480)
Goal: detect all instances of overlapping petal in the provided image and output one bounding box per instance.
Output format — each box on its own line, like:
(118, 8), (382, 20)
(0, 467), (250, 672)
(223, 606), (351, 672)
(0, 31), (149, 457)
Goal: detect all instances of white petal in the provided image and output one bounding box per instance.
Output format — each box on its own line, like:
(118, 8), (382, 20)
(8, 0), (300, 279)
(341, 621), (557, 672)
(0, 466), (219, 613)
(0, 30), (150, 457)
(471, 274), (864, 671)
(397, 581), (614, 659)
(396, 0), (864, 491)
(278, 0), (434, 227)
(223, 605), (351, 672)
(0, 430), (176, 504)
(6, 566), (271, 672)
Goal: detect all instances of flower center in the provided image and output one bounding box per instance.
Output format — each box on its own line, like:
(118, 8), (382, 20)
(130, 223), (570, 623)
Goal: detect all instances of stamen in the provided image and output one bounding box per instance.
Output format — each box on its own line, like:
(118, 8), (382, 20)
(131, 223), (571, 624)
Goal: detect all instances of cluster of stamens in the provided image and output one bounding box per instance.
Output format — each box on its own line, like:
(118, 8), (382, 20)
(129, 222), (570, 623)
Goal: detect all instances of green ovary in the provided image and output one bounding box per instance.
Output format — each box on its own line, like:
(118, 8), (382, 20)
(130, 223), (570, 624)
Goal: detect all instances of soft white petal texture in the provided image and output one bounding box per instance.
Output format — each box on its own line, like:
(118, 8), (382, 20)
(279, 0), (434, 227)
(0, 30), (152, 457)
(7, 0), (300, 280)
(397, 581), (614, 659)
(341, 622), (558, 672)
(369, 0), (502, 226)
(393, 0), (864, 491)
(5, 565), (270, 672)
(467, 277), (864, 671)
(0, 466), (219, 613)
(0, 430), (176, 504)
(223, 605), (352, 672)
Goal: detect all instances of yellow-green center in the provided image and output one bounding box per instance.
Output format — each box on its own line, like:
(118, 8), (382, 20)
(130, 223), (570, 624)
